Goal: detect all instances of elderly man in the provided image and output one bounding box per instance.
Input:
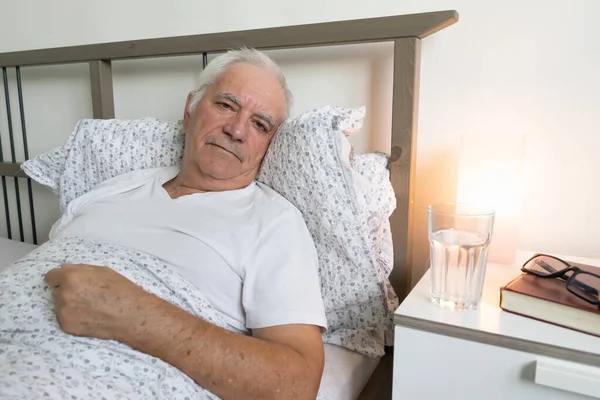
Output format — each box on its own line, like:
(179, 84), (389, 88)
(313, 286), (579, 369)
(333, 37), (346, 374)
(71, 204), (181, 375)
(42, 49), (327, 400)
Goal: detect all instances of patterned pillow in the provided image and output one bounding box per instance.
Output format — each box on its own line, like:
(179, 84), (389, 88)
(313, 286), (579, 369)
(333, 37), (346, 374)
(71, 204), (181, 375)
(23, 118), (185, 213)
(22, 107), (398, 357)
(257, 106), (398, 357)
(353, 152), (399, 339)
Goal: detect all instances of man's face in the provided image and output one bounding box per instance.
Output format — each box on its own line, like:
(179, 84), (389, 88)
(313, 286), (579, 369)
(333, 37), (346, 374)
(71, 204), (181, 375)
(182, 63), (287, 187)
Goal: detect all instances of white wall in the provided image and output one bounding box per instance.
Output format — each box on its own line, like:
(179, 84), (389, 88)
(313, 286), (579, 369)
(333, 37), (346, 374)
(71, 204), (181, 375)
(0, 0), (598, 275)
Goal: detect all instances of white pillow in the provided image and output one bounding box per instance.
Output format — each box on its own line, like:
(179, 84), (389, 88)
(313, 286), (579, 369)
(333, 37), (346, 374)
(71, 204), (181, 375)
(257, 106), (397, 357)
(23, 118), (185, 213)
(22, 107), (398, 357)
(353, 152), (399, 345)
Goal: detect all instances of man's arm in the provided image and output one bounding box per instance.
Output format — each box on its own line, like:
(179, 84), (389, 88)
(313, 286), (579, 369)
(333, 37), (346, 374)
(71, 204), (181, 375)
(120, 292), (324, 400)
(45, 264), (324, 400)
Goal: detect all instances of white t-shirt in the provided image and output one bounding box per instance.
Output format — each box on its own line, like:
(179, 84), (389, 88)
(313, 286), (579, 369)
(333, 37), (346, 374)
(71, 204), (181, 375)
(50, 166), (327, 333)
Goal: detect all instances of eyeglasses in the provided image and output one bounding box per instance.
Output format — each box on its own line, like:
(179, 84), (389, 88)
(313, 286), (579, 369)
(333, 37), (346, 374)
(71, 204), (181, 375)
(521, 254), (600, 307)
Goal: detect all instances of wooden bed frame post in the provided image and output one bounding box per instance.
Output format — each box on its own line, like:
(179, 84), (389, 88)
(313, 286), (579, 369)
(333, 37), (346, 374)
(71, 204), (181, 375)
(89, 60), (115, 119)
(389, 38), (421, 299)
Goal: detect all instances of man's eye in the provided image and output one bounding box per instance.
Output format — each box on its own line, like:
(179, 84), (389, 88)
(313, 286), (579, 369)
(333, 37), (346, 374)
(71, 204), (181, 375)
(217, 102), (233, 110)
(254, 121), (267, 132)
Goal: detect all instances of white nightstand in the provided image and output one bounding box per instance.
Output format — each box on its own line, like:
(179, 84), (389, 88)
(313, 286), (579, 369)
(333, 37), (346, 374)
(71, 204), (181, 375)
(392, 252), (600, 399)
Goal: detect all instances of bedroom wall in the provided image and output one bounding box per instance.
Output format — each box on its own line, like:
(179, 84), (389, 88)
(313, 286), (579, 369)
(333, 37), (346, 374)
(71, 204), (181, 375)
(0, 0), (598, 286)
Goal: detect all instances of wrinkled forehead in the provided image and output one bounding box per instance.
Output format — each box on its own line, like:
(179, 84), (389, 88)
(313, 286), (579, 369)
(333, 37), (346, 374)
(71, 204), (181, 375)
(211, 63), (287, 123)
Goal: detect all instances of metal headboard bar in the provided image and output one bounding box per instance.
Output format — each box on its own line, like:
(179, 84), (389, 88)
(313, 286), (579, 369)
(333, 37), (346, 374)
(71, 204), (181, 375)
(2, 67), (25, 241)
(0, 178), (9, 239)
(16, 67), (37, 244)
(0, 116), (11, 239)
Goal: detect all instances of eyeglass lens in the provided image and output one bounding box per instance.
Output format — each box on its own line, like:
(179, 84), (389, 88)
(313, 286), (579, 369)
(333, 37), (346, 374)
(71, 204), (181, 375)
(525, 256), (569, 275)
(568, 272), (600, 304)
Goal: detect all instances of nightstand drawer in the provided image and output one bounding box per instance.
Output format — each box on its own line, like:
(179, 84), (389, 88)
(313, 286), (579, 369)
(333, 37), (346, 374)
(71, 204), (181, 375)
(535, 357), (600, 398)
(392, 326), (599, 399)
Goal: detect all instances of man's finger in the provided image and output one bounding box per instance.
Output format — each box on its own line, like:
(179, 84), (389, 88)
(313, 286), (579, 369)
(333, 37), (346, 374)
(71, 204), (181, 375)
(60, 263), (82, 269)
(44, 267), (65, 287)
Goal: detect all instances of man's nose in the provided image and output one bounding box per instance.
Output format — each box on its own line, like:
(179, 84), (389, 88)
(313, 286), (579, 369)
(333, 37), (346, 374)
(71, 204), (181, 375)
(223, 114), (248, 141)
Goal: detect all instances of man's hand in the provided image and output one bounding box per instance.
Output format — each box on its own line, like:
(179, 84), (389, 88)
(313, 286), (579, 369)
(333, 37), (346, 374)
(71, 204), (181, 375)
(44, 264), (151, 341)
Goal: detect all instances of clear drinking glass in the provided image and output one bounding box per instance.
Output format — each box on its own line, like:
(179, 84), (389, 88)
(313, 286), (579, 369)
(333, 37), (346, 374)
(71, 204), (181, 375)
(428, 202), (495, 310)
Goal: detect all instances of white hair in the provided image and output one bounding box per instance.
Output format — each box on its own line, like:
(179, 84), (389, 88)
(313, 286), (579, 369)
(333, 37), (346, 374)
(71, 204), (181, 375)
(187, 48), (293, 119)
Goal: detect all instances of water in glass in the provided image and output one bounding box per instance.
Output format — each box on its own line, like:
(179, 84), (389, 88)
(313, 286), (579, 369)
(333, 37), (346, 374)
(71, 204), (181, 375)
(428, 202), (495, 310)
(430, 228), (490, 309)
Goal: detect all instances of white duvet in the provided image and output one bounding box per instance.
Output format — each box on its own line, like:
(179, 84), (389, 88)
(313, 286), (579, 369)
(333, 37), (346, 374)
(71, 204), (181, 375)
(0, 237), (327, 399)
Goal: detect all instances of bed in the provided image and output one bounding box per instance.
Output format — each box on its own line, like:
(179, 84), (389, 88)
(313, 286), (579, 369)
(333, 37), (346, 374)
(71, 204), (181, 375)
(0, 236), (380, 400)
(0, 10), (458, 399)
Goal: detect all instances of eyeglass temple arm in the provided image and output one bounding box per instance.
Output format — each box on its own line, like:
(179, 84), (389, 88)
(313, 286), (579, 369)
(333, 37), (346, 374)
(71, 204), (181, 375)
(536, 260), (598, 296)
(570, 278), (599, 297)
(537, 260), (559, 274)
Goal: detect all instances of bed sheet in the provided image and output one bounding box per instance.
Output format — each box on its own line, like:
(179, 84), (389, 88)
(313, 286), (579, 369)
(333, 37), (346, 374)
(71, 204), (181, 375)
(0, 236), (379, 399)
(0, 237), (37, 272)
(320, 343), (381, 400)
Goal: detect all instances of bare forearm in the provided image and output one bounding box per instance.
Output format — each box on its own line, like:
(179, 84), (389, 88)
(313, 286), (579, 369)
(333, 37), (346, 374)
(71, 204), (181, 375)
(116, 295), (320, 400)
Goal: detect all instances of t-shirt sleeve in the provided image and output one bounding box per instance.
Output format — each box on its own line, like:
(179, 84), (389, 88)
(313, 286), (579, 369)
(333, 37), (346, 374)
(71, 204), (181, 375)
(242, 208), (327, 332)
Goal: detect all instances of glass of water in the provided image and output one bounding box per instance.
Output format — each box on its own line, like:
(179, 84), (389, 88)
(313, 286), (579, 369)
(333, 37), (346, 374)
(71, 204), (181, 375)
(428, 202), (495, 310)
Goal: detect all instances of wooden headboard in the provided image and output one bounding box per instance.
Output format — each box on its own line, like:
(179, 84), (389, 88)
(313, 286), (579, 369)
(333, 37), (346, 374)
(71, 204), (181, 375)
(0, 10), (458, 299)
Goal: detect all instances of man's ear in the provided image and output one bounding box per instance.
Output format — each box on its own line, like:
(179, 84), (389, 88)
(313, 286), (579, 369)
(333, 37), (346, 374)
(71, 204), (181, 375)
(183, 92), (195, 130)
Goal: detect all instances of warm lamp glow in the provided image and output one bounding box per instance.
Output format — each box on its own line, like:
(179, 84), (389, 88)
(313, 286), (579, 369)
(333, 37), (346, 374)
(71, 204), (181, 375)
(456, 134), (525, 265)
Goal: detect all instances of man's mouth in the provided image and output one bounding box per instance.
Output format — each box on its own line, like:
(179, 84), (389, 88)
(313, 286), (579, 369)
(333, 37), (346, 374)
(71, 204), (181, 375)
(209, 143), (241, 161)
